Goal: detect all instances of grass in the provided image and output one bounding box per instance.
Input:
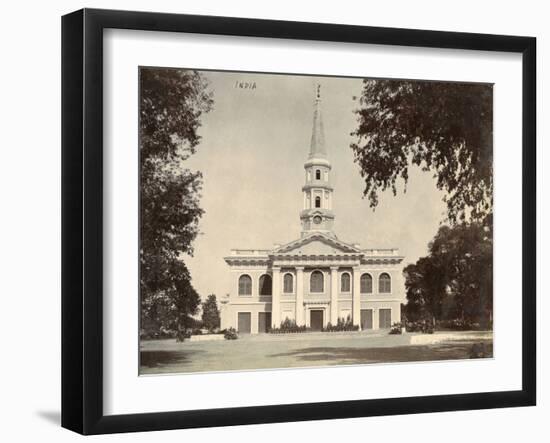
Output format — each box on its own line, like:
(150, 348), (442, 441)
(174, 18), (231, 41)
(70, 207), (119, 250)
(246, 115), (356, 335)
(140, 330), (493, 375)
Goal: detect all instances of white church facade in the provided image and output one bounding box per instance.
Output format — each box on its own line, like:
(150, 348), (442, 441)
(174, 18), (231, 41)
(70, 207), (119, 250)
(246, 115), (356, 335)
(220, 87), (405, 333)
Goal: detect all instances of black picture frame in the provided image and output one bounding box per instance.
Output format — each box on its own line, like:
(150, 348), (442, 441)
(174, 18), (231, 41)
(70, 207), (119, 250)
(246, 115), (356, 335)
(61, 8), (536, 435)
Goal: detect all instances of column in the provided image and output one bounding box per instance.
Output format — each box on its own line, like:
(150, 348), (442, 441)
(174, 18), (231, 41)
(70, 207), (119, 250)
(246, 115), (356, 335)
(295, 267), (304, 326)
(330, 266), (338, 324)
(271, 267), (281, 328)
(352, 266), (361, 329)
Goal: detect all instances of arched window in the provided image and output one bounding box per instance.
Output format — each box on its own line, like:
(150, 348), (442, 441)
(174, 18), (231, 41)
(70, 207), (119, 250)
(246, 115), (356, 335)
(379, 273), (391, 293)
(259, 274), (272, 296)
(238, 274), (252, 295)
(315, 169), (321, 180)
(360, 273), (373, 293)
(310, 271), (324, 293)
(340, 272), (351, 292)
(283, 273), (294, 293)
(315, 196), (321, 208)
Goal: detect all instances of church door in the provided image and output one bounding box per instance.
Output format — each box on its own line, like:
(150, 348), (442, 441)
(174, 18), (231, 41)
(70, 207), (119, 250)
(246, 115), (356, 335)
(237, 312), (251, 333)
(360, 309), (373, 330)
(379, 309), (392, 329)
(310, 310), (323, 331)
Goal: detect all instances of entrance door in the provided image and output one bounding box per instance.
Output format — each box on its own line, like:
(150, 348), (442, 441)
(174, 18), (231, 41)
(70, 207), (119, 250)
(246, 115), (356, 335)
(258, 312), (272, 333)
(361, 309), (373, 330)
(379, 309), (392, 329)
(310, 310), (323, 331)
(237, 312), (251, 333)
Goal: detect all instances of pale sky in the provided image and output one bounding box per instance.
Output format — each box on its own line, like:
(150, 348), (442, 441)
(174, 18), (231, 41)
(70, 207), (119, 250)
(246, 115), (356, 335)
(181, 70), (447, 301)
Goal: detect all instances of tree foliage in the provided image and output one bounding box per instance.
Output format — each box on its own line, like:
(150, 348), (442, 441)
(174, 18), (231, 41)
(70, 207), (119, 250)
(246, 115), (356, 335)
(351, 79), (493, 223)
(404, 220), (493, 326)
(201, 294), (221, 332)
(140, 68), (213, 336)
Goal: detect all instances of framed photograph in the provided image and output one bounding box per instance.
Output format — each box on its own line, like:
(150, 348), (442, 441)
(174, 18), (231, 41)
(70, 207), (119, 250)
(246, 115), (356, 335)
(62, 8), (536, 435)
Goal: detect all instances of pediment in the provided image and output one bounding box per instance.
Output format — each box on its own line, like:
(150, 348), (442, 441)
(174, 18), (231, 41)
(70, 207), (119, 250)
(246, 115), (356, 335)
(272, 233), (362, 256)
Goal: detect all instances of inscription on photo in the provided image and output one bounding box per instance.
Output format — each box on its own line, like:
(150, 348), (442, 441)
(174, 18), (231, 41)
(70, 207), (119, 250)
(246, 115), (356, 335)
(234, 80), (257, 90)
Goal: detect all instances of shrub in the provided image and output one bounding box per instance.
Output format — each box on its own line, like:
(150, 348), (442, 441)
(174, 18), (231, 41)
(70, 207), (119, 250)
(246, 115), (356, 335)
(223, 327), (239, 340)
(140, 328), (177, 340)
(389, 322), (402, 335)
(323, 315), (359, 332)
(436, 319), (482, 331)
(405, 319), (434, 334)
(269, 318), (308, 334)
(175, 328), (192, 342)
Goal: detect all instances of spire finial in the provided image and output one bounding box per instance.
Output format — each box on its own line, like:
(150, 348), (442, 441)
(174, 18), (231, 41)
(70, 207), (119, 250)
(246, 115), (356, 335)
(308, 83), (327, 159)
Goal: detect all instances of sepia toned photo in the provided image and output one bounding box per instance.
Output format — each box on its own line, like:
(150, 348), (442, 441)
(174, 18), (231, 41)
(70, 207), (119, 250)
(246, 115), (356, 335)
(139, 67), (493, 375)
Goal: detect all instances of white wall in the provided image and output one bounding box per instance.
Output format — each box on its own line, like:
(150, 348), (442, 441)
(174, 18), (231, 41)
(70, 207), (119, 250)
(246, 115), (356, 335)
(0, 0), (546, 442)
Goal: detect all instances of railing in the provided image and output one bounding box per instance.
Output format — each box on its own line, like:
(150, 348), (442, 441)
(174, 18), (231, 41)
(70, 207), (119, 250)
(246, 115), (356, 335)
(362, 248), (400, 256)
(228, 248), (399, 256)
(229, 249), (271, 256)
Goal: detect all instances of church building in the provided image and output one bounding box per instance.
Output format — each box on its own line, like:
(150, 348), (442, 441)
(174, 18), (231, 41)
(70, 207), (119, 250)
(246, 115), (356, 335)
(220, 87), (405, 334)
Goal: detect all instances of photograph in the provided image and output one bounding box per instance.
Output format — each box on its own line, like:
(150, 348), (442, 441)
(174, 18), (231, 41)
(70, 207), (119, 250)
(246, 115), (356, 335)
(138, 67), (494, 375)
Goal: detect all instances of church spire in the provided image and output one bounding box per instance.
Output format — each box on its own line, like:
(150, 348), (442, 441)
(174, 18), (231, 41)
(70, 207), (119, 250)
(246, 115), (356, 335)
(308, 84), (328, 159)
(300, 84), (335, 237)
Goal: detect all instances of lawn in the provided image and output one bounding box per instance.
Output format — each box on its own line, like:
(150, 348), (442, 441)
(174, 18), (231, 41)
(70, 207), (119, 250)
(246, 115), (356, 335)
(140, 331), (493, 375)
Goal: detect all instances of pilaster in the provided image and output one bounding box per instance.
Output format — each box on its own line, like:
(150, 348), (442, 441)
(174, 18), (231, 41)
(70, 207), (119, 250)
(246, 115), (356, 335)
(271, 267), (281, 328)
(352, 266), (361, 329)
(295, 267), (304, 325)
(330, 266), (339, 323)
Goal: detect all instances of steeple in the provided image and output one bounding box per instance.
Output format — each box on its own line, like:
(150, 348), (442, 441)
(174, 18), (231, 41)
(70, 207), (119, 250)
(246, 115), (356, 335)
(309, 85), (327, 159)
(300, 84), (335, 237)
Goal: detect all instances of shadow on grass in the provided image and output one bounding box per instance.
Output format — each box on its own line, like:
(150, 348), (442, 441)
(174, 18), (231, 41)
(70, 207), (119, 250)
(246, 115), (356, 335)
(269, 341), (493, 364)
(140, 349), (205, 368)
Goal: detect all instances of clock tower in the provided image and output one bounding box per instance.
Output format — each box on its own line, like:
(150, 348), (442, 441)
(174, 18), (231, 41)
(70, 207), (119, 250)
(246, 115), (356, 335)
(300, 85), (335, 237)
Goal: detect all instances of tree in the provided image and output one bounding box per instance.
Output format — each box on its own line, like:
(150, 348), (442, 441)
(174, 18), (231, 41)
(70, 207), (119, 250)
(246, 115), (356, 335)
(351, 79), (493, 224)
(140, 68), (213, 337)
(404, 221), (493, 326)
(403, 256), (446, 324)
(201, 294), (221, 332)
